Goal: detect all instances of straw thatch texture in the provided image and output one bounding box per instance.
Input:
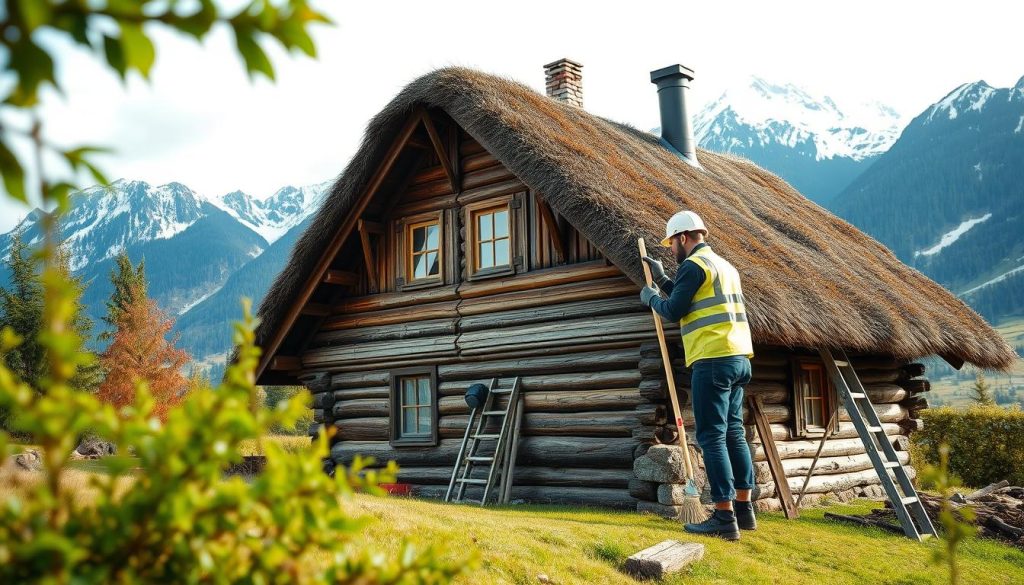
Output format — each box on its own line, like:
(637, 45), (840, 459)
(254, 67), (1016, 370)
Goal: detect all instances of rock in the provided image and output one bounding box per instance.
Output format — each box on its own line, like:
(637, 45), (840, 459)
(637, 500), (683, 521)
(75, 437), (116, 459)
(536, 574), (551, 584)
(13, 449), (42, 472)
(633, 446), (686, 483)
(657, 483), (695, 506)
(629, 479), (659, 501)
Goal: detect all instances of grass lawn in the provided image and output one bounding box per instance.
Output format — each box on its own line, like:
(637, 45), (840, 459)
(352, 494), (1024, 584)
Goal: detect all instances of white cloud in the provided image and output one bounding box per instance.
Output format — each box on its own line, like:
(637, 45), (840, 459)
(2, 0), (1023, 233)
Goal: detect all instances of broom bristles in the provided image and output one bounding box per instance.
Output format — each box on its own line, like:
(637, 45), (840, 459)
(678, 495), (708, 524)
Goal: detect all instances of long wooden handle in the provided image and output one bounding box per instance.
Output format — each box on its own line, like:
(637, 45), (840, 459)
(638, 238), (696, 481)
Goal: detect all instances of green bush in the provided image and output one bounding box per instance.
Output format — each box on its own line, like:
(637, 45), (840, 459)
(915, 406), (1024, 487)
(0, 292), (469, 582)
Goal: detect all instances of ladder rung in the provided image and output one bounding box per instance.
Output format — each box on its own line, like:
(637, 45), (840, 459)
(848, 392), (866, 399)
(483, 410), (506, 416)
(457, 478), (488, 485)
(834, 360), (850, 367)
(882, 461), (900, 469)
(867, 426), (883, 433)
(491, 388), (513, 394)
(466, 456), (494, 462)
(899, 496), (918, 505)
(460, 498), (482, 504)
(474, 433), (501, 439)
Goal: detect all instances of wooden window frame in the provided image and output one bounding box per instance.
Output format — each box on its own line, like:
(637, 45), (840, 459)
(464, 195), (521, 281)
(394, 210), (444, 291)
(389, 366), (438, 447)
(790, 357), (839, 439)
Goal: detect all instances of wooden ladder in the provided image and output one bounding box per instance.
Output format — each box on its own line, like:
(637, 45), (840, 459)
(819, 347), (937, 541)
(444, 376), (524, 505)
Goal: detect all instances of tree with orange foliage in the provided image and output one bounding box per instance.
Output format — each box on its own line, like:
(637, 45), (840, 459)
(97, 278), (190, 420)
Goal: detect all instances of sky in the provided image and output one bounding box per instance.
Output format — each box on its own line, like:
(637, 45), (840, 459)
(1, 0), (1023, 233)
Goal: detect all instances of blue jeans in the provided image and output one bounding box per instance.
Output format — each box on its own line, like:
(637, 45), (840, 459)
(690, 355), (755, 503)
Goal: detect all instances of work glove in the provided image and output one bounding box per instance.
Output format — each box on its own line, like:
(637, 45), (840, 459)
(642, 256), (671, 288)
(639, 284), (661, 308)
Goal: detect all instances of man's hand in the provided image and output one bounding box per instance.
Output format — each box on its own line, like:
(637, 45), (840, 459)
(642, 256), (671, 288)
(639, 284), (661, 308)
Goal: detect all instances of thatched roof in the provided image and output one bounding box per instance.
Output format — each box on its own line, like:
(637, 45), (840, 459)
(253, 66), (1017, 371)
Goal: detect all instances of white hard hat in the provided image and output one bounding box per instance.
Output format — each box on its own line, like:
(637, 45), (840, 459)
(660, 210), (708, 247)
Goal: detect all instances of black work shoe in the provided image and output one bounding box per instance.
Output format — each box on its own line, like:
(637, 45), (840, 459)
(684, 509), (740, 541)
(734, 500), (757, 531)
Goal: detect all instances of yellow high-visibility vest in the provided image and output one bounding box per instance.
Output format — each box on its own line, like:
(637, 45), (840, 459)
(680, 246), (754, 367)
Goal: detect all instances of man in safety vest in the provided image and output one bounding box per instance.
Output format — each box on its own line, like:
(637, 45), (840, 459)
(639, 210), (756, 541)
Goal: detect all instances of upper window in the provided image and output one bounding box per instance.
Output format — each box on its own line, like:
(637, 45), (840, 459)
(465, 197), (518, 280)
(792, 359), (838, 438)
(390, 368), (437, 446)
(407, 219), (441, 281)
(473, 205), (510, 271)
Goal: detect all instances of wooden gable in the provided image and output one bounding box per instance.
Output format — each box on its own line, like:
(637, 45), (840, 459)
(256, 108), (610, 385)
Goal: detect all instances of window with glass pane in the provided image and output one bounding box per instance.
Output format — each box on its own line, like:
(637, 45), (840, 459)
(473, 205), (511, 270)
(398, 375), (433, 439)
(797, 363), (829, 431)
(407, 219), (441, 281)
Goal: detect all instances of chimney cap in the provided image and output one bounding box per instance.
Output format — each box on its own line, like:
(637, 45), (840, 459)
(650, 64), (695, 85)
(543, 57), (583, 70)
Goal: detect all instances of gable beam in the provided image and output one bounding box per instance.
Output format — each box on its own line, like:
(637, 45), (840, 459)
(420, 111), (459, 194)
(357, 218), (380, 294)
(322, 269), (358, 286)
(255, 111), (426, 382)
(536, 192), (568, 263)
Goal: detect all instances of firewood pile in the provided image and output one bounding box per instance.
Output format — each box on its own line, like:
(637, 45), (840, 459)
(826, 481), (1024, 548)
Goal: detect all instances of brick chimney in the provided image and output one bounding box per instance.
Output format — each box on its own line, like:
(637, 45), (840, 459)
(544, 58), (583, 108)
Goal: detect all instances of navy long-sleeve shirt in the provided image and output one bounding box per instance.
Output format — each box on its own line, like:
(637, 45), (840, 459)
(650, 242), (708, 322)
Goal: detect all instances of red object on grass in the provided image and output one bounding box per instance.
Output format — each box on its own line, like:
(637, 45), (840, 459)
(380, 483), (412, 496)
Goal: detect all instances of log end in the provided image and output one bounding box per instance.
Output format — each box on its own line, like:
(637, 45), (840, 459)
(624, 540), (704, 579)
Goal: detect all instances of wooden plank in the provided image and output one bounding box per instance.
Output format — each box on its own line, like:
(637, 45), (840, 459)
(749, 394), (799, 519)
(331, 436), (639, 467)
(625, 541), (705, 580)
(436, 347), (639, 379)
(323, 300), (459, 330)
(357, 219), (379, 294)
(334, 286), (459, 314)
(421, 112), (459, 194)
(323, 270), (358, 286)
(456, 277), (635, 316)
(255, 110), (424, 381)
(438, 389), (647, 415)
(310, 317), (458, 346)
(458, 296), (643, 332)
(302, 335), (459, 367)
(536, 193), (568, 264)
(269, 355), (301, 371)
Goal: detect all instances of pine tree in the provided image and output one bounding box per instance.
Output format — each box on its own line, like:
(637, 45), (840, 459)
(970, 371), (995, 406)
(97, 279), (191, 420)
(53, 242), (104, 392)
(0, 229), (45, 388)
(101, 251), (146, 340)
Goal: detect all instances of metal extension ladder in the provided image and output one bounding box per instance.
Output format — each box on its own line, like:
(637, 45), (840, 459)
(444, 376), (523, 505)
(819, 347), (937, 541)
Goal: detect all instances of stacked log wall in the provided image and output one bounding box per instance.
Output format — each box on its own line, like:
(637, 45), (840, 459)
(295, 134), (660, 509)
(631, 340), (931, 512)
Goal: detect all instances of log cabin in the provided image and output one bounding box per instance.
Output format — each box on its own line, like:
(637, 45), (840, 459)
(247, 59), (1017, 511)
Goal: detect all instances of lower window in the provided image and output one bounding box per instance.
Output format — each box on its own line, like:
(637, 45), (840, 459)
(791, 358), (838, 438)
(389, 367), (438, 446)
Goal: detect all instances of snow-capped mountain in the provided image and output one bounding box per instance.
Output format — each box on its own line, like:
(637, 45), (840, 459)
(0, 177), (331, 353)
(833, 75), (1024, 323)
(208, 181), (331, 244)
(690, 76), (905, 203)
(15, 179), (210, 272)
